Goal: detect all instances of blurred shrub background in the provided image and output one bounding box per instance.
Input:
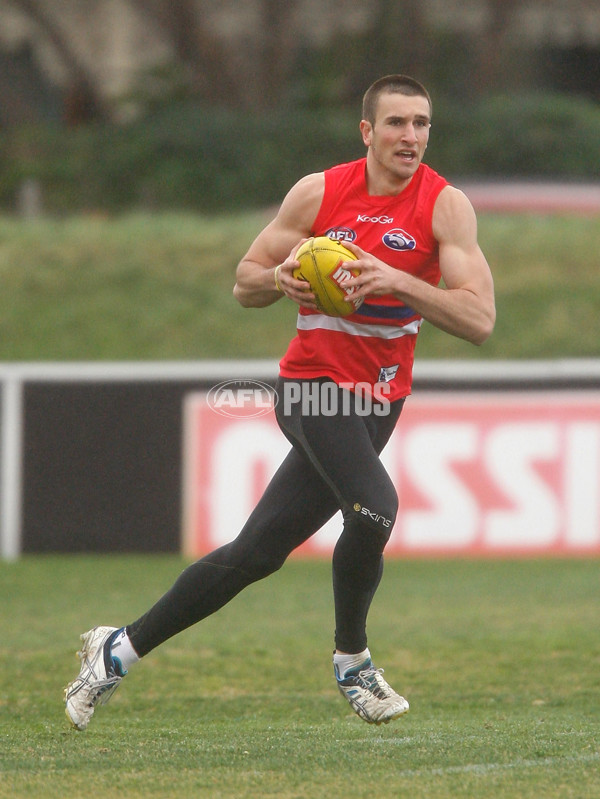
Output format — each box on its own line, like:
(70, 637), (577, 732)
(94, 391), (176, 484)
(2, 92), (600, 214)
(1, 1), (599, 215)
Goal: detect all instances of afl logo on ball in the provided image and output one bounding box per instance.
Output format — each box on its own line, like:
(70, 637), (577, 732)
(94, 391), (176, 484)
(383, 229), (416, 251)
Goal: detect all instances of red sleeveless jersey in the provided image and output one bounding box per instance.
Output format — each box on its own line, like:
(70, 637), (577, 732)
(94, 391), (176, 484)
(279, 158), (449, 400)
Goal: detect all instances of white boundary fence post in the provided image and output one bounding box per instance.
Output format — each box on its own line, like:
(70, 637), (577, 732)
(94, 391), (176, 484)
(1, 367), (24, 561)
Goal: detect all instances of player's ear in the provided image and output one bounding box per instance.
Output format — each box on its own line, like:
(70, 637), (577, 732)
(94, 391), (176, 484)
(360, 119), (372, 147)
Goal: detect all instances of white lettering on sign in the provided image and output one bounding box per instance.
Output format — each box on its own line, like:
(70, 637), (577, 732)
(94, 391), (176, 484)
(401, 424), (480, 549)
(393, 409), (600, 553)
(209, 421), (288, 547)
(564, 423), (600, 547)
(484, 423), (560, 548)
(182, 393), (600, 557)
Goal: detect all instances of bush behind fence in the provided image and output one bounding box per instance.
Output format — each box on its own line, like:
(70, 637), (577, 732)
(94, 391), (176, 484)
(2, 92), (599, 215)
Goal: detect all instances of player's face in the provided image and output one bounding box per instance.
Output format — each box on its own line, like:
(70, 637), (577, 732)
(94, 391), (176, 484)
(360, 92), (431, 189)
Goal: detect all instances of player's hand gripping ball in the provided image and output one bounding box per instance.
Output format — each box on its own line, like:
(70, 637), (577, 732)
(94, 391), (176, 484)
(293, 237), (364, 317)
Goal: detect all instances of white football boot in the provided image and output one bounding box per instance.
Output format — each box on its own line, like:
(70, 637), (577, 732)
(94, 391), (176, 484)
(64, 626), (126, 730)
(335, 656), (409, 724)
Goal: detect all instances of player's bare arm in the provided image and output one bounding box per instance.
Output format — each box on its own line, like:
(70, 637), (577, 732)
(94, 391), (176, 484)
(341, 187), (496, 345)
(233, 172), (324, 309)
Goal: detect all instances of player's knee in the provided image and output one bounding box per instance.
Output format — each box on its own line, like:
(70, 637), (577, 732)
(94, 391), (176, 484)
(245, 548), (286, 581)
(348, 488), (398, 540)
(228, 537), (287, 582)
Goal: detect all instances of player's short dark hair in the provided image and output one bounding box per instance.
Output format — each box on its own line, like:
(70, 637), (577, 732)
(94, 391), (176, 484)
(362, 75), (432, 124)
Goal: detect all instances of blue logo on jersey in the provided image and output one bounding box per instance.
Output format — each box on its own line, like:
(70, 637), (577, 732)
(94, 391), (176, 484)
(326, 227), (357, 243)
(378, 365), (399, 383)
(383, 229), (416, 251)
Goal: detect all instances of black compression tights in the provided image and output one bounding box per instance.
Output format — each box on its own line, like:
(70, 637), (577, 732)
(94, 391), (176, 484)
(127, 378), (404, 656)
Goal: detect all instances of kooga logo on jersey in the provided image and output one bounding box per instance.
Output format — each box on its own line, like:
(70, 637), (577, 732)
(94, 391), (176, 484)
(356, 214), (394, 224)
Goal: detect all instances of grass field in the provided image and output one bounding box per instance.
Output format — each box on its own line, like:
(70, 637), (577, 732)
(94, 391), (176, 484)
(1, 555), (598, 798)
(0, 211), (599, 361)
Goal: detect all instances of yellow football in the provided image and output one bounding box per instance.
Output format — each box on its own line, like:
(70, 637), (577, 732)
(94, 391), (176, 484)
(293, 237), (363, 317)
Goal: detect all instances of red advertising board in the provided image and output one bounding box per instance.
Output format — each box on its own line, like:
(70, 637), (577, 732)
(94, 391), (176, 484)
(182, 391), (600, 557)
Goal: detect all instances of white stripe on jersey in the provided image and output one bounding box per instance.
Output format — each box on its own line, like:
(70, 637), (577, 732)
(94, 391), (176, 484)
(296, 313), (422, 339)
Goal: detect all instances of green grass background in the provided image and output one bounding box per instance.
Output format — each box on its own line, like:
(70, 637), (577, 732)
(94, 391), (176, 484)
(1, 556), (598, 798)
(0, 211), (599, 361)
